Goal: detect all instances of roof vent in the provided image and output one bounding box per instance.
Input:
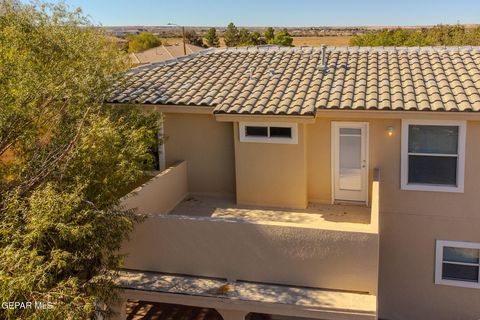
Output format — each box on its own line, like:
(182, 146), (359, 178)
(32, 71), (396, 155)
(320, 45), (327, 68)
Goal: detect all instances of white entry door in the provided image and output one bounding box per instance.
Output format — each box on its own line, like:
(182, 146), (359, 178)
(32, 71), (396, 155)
(332, 122), (368, 203)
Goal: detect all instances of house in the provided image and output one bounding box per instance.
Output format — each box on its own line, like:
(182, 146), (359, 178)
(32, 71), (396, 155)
(129, 43), (205, 65)
(107, 46), (480, 320)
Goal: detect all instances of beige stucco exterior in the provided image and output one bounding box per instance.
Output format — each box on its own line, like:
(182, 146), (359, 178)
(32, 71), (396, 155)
(121, 161), (188, 214)
(306, 116), (480, 319)
(233, 122), (308, 209)
(121, 214), (379, 294)
(163, 113), (236, 196)
(118, 110), (480, 320)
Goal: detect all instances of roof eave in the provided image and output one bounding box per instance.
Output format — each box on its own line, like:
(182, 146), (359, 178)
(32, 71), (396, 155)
(214, 113), (316, 123)
(106, 102), (215, 114)
(315, 108), (480, 120)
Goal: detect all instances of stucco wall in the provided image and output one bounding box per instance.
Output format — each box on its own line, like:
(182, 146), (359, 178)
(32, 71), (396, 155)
(121, 216), (379, 294)
(307, 116), (480, 320)
(121, 161), (188, 214)
(155, 112), (480, 319)
(379, 213), (480, 320)
(307, 117), (480, 218)
(306, 118), (396, 205)
(233, 122), (308, 209)
(373, 119), (480, 320)
(163, 113), (235, 196)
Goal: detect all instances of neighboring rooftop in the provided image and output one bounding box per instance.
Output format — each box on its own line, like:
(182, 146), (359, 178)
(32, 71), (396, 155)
(130, 43), (205, 64)
(109, 46), (480, 116)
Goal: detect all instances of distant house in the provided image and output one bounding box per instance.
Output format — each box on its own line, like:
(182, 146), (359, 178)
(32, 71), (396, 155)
(129, 43), (205, 64)
(108, 46), (480, 320)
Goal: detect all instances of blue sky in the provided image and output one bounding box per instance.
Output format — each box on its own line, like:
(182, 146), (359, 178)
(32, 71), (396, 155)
(62, 0), (480, 27)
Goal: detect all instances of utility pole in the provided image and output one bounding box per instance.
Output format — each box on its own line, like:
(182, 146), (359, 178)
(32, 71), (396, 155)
(168, 23), (187, 55)
(182, 26), (186, 55)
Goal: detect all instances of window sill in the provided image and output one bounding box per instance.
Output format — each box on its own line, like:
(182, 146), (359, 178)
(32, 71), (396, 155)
(240, 137), (298, 144)
(435, 278), (480, 289)
(401, 183), (464, 193)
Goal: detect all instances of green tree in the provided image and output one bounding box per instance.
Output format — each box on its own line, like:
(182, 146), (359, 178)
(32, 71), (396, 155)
(250, 31), (266, 45)
(349, 25), (480, 47)
(0, 1), (161, 318)
(264, 27), (275, 42)
(184, 29), (204, 47)
(238, 28), (252, 46)
(127, 31), (161, 52)
(224, 22), (239, 47)
(204, 27), (219, 47)
(270, 30), (293, 46)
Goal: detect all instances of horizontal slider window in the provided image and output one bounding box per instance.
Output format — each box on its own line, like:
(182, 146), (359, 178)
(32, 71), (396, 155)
(240, 123), (298, 144)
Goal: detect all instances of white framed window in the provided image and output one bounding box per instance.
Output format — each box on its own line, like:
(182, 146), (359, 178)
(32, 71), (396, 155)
(435, 240), (480, 289)
(401, 120), (466, 192)
(239, 122), (298, 144)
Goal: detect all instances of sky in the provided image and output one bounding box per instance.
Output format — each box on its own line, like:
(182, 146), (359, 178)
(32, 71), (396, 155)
(61, 0), (480, 27)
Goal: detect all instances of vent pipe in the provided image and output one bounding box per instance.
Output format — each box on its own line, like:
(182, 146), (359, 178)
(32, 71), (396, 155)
(321, 45), (327, 68)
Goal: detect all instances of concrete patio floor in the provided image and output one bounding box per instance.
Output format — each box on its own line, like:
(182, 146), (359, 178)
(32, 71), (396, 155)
(168, 195), (372, 230)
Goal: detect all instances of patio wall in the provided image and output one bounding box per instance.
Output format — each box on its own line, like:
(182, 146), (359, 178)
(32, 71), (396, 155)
(121, 161), (188, 214)
(121, 214), (379, 294)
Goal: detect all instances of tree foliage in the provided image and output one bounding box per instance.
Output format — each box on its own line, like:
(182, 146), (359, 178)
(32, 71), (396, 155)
(223, 22), (239, 47)
(204, 27), (219, 47)
(269, 29), (293, 47)
(264, 27), (275, 42)
(127, 31), (161, 52)
(223, 23), (292, 47)
(350, 25), (480, 47)
(250, 31), (264, 45)
(184, 29), (204, 47)
(0, 0), (161, 318)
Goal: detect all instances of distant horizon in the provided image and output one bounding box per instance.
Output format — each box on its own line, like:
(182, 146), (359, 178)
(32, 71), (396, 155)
(101, 23), (480, 29)
(61, 0), (480, 28)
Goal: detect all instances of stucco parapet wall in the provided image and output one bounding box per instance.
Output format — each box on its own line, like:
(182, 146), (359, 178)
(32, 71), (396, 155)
(120, 161), (188, 214)
(115, 270), (377, 320)
(122, 211), (379, 292)
(145, 212), (378, 235)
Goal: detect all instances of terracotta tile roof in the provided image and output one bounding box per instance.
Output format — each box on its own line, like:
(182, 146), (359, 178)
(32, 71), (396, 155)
(108, 46), (480, 116)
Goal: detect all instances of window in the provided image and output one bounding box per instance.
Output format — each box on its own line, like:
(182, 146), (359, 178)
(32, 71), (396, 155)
(239, 123), (298, 144)
(270, 126), (292, 138)
(401, 120), (466, 192)
(245, 126), (268, 137)
(435, 240), (480, 289)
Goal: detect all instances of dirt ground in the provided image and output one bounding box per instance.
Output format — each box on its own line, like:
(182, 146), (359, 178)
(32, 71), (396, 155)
(292, 35), (351, 46)
(160, 36), (352, 47)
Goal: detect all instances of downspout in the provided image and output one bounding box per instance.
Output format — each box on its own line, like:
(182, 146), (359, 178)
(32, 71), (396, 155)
(158, 113), (166, 171)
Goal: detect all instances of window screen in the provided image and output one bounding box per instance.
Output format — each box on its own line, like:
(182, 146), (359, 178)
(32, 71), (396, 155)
(270, 127), (292, 138)
(245, 126), (268, 137)
(240, 123), (297, 144)
(442, 246), (480, 283)
(407, 125), (459, 186)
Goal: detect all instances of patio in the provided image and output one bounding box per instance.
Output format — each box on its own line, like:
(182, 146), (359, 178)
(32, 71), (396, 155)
(169, 195), (372, 231)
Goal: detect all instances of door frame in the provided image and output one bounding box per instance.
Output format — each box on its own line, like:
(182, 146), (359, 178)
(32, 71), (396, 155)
(331, 121), (369, 205)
